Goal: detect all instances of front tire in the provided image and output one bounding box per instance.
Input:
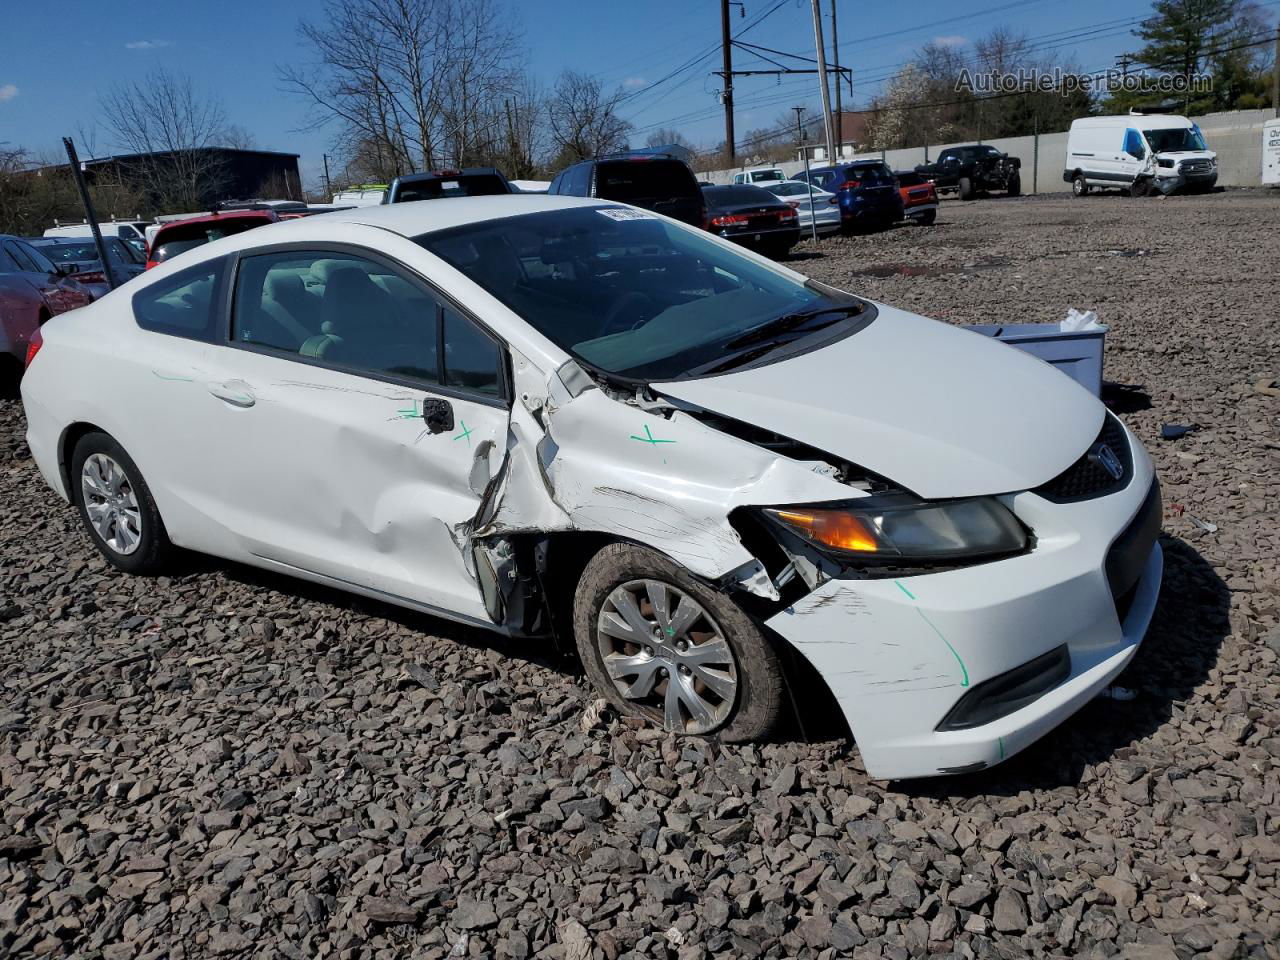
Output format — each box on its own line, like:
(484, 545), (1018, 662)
(1130, 177), (1152, 198)
(915, 209), (937, 226)
(958, 176), (975, 200)
(573, 543), (783, 742)
(71, 432), (174, 575)
(1006, 173), (1021, 196)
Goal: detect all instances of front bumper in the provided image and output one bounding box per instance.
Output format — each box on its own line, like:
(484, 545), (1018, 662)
(765, 424), (1163, 780)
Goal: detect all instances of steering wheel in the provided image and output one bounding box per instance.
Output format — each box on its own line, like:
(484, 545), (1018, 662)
(600, 292), (656, 336)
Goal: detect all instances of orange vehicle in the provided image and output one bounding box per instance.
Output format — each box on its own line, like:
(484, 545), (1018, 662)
(895, 171), (938, 226)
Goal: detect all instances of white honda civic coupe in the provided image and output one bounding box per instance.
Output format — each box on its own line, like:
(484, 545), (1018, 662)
(20, 195), (1162, 780)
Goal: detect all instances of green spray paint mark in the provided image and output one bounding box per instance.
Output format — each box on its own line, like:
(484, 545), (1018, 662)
(998, 736), (1006, 760)
(152, 371), (194, 382)
(453, 420), (474, 445)
(894, 579), (970, 688)
(630, 423), (676, 446)
(395, 400), (420, 420)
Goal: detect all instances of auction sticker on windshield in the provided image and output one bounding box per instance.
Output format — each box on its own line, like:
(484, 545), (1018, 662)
(597, 208), (657, 221)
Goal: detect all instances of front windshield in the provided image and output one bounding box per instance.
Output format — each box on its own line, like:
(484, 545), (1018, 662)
(417, 206), (865, 381)
(1143, 127), (1206, 152)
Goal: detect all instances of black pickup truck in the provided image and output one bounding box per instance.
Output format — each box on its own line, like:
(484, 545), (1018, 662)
(915, 144), (1021, 200)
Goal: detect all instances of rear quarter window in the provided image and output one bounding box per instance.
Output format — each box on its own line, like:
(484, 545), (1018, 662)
(594, 161), (697, 202)
(133, 258), (226, 342)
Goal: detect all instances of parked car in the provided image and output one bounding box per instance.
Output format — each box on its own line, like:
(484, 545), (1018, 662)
(20, 195), (1164, 780)
(45, 220), (151, 256)
(1065, 114), (1217, 197)
(0, 235), (93, 384)
(760, 180), (841, 235)
(916, 145), (1021, 200)
(701, 184), (801, 257)
(894, 171), (939, 226)
(732, 167), (787, 185)
(28, 236), (146, 299)
(385, 168), (514, 203)
(793, 161), (904, 232)
(549, 154), (706, 229)
(146, 210), (279, 269)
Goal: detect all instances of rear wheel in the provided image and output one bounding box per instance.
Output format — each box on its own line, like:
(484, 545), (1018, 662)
(71, 432), (174, 575)
(1072, 174), (1090, 198)
(574, 543), (783, 742)
(958, 176), (975, 200)
(915, 209), (937, 226)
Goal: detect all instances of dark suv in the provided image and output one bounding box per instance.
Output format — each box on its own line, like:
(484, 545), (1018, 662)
(384, 168), (514, 203)
(794, 160), (904, 232)
(548, 155), (706, 229)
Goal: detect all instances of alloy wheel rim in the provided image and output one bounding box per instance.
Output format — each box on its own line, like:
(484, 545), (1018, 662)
(596, 579), (738, 735)
(80, 453), (143, 555)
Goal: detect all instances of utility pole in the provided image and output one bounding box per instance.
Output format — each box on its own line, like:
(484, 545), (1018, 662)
(1273, 25), (1279, 118)
(322, 154), (332, 199)
(722, 0), (736, 162)
(829, 0), (841, 158)
(810, 0), (836, 164)
(794, 106), (818, 241)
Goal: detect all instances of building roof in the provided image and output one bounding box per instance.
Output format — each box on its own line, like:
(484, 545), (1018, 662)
(82, 147), (301, 166)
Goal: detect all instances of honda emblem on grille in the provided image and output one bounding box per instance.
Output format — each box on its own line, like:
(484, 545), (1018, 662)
(1090, 444), (1124, 480)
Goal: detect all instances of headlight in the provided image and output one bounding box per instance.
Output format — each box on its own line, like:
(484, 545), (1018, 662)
(764, 496), (1027, 563)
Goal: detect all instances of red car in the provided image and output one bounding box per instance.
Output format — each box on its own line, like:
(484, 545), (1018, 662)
(1, 235), (93, 386)
(895, 171), (938, 226)
(147, 209), (279, 269)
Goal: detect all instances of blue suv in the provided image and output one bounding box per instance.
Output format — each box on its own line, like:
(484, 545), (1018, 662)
(794, 160), (904, 233)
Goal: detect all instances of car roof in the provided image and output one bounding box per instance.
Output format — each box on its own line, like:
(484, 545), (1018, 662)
(153, 210), (278, 235)
(315, 194), (613, 237)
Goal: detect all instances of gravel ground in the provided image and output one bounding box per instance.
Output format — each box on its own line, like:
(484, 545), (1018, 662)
(2, 190), (1279, 960)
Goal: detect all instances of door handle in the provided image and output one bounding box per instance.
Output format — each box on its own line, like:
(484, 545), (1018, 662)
(209, 380), (256, 408)
(422, 397), (454, 434)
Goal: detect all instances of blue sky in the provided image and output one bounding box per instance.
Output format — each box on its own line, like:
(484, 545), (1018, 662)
(1, 0), (1171, 189)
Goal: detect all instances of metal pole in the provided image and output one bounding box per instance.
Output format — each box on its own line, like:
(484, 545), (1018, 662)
(61, 137), (119, 291)
(323, 153), (332, 199)
(1273, 25), (1279, 118)
(830, 0), (841, 158)
(1032, 115), (1039, 195)
(722, 0), (736, 162)
(794, 106), (817, 242)
(810, 0), (836, 164)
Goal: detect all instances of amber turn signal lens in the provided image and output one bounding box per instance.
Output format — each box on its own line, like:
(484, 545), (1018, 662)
(770, 508), (880, 553)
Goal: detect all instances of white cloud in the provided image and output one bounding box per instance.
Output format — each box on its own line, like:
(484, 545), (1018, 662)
(622, 76), (646, 89)
(0, 84), (17, 102)
(125, 40), (172, 50)
(932, 35), (967, 47)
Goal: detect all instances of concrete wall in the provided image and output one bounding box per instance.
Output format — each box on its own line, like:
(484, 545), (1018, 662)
(698, 110), (1277, 193)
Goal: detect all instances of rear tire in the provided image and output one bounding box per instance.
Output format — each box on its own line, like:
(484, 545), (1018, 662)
(71, 432), (174, 575)
(958, 177), (975, 201)
(1072, 174), (1090, 198)
(915, 209), (937, 226)
(573, 543), (783, 742)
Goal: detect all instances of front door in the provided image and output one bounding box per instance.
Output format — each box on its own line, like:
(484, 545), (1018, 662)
(201, 245), (511, 623)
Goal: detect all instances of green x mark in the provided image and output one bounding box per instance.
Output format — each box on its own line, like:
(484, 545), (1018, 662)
(453, 420), (474, 445)
(629, 423), (676, 446)
(395, 400), (420, 420)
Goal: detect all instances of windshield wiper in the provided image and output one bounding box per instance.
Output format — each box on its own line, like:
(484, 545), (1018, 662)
(724, 303), (864, 350)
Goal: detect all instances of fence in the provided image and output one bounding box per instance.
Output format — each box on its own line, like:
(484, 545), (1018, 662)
(698, 109), (1278, 192)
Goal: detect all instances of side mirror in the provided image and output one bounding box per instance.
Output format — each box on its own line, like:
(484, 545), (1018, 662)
(422, 397), (454, 434)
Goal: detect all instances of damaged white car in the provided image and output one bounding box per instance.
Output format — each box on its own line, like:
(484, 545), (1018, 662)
(20, 196), (1163, 780)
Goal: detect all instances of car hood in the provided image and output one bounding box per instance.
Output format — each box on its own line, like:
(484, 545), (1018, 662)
(654, 303), (1104, 499)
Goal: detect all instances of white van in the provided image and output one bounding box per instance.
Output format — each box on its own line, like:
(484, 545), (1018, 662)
(732, 167), (786, 185)
(1065, 114), (1217, 197)
(44, 219), (150, 253)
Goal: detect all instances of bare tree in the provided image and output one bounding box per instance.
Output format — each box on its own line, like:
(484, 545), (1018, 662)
(644, 128), (692, 149)
(99, 68), (231, 208)
(283, 0), (528, 182)
(547, 71), (631, 164)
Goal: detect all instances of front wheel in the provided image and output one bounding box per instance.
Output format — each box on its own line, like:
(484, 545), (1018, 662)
(573, 543), (783, 742)
(71, 432), (174, 574)
(1130, 177), (1152, 198)
(958, 176), (975, 200)
(1006, 173), (1021, 196)
(915, 209), (937, 226)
